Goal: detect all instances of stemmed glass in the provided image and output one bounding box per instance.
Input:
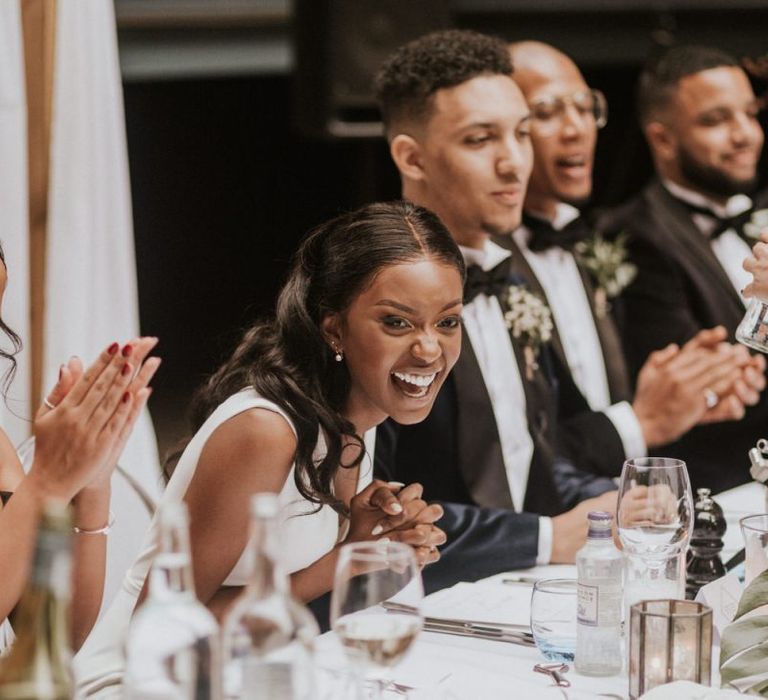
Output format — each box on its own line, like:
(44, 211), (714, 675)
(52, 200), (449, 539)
(617, 458), (694, 609)
(330, 541), (423, 700)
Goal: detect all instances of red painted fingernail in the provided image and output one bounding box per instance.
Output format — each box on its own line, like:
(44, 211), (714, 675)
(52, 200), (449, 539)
(122, 391), (131, 403)
(121, 363), (132, 376)
(121, 344), (133, 357)
(107, 342), (119, 355)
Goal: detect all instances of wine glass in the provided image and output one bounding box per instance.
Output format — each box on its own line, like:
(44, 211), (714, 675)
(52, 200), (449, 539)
(330, 541), (423, 700)
(617, 457), (693, 610)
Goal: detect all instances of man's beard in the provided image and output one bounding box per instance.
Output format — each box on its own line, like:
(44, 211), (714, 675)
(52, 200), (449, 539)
(679, 144), (758, 198)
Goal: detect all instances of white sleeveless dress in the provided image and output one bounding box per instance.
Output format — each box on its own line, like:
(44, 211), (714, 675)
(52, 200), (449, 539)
(73, 388), (374, 698)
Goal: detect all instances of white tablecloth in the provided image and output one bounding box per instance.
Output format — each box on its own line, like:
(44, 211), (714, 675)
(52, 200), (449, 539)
(317, 482), (766, 699)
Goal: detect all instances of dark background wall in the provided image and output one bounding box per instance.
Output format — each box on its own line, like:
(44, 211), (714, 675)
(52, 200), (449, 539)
(121, 2), (768, 453)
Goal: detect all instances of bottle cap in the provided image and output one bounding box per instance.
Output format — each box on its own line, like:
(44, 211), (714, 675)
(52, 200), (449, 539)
(587, 511), (613, 522)
(587, 510), (613, 538)
(251, 492), (280, 518)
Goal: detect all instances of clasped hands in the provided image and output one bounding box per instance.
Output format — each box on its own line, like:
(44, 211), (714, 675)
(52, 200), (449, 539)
(344, 480), (446, 568)
(633, 325), (766, 448)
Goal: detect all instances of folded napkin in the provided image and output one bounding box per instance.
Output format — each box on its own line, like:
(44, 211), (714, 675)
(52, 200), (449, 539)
(419, 580), (533, 626)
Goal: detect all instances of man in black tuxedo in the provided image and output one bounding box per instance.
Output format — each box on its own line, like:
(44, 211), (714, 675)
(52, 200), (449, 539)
(373, 29), (616, 575)
(500, 41), (753, 484)
(604, 45), (768, 492)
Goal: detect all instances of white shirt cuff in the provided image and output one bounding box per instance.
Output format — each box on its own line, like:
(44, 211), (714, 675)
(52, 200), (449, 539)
(603, 401), (647, 460)
(536, 516), (553, 565)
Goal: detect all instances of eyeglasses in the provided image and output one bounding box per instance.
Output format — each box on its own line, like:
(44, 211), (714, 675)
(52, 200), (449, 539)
(529, 89), (608, 134)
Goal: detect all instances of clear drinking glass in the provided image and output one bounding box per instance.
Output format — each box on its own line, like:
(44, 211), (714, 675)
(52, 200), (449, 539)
(330, 541), (423, 700)
(530, 578), (578, 662)
(736, 299), (768, 353)
(617, 458), (694, 611)
(740, 514), (768, 584)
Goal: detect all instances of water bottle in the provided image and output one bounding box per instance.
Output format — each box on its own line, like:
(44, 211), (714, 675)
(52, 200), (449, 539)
(221, 493), (318, 699)
(124, 501), (220, 699)
(575, 511), (623, 676)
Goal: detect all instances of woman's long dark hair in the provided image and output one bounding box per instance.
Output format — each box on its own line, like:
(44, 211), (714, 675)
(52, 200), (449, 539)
(176, 200), (465, 514)
(0, 244), (22, 396)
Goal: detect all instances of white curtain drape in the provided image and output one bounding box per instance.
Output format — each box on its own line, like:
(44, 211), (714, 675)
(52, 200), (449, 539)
(45, 0), (161, 609)
(0, 0), (31, 449)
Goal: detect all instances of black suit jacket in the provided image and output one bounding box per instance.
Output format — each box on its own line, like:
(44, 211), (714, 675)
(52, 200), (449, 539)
(602, 179), (768, 492)
(493, 232), (630, 479)
(374, 290), (616, 517)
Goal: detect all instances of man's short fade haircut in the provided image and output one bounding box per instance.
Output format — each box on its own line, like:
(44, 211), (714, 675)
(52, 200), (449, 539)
(375, 29), (512, 138)
(636, 44), (740, 125)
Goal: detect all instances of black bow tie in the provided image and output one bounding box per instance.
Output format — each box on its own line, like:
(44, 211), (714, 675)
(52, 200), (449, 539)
(524, 213), (590, 253)
(679, 199), (754, 240)
(463, 259), (511, 303)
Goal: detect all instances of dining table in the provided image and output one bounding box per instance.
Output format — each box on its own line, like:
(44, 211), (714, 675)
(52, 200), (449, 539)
(314, 480), (767, 699)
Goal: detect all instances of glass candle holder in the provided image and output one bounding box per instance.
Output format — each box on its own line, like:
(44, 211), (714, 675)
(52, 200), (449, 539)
(628, 599), (712, 700)
(736, 299), (768, 353)
(740, 514), (768, 584)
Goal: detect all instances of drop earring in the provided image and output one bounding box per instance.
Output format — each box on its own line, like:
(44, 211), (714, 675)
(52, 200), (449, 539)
(333, 345), (343, 362)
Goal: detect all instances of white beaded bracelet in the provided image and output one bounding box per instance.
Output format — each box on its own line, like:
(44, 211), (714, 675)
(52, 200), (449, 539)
(73, 511), (116, 535)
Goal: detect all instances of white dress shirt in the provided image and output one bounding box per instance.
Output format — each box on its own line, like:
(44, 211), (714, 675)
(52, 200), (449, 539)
(514, 203), (647, 461)
(459, 240), (552, 563)
(664, 180), (753, 303)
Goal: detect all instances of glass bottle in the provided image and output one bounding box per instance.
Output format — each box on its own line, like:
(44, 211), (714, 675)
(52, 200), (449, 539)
(0, 501), (73, 700)
(575, 511), (623, 677)
(221, 493), (318, 699)
(124, 501), (220, 699)
(736, 299), (768, 353)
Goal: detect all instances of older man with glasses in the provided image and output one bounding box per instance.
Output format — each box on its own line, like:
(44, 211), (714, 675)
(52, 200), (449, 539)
(494, 41), (752, 483)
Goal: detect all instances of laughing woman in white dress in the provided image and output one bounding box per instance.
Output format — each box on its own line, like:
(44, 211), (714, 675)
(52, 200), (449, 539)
(76, 200), (466, 695)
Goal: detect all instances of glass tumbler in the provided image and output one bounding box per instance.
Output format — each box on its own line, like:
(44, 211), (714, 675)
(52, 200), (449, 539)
(530, 578), (577, 662)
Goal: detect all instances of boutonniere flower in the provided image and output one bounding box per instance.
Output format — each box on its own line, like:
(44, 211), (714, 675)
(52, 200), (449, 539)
(574, 232), (637, 319)
(503, 286), (553, 380)
(744, 209), (768, 240)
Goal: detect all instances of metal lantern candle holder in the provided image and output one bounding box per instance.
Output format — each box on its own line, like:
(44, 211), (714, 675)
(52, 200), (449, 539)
(628, 599), (713, 699)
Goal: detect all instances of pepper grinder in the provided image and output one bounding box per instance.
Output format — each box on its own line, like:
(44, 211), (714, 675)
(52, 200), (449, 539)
(686, 487), (727, 599)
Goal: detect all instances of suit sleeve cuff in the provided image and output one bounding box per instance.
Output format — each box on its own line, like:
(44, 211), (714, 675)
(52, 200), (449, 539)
(603, 401), (647, 459)
(536, 516), (553, 565)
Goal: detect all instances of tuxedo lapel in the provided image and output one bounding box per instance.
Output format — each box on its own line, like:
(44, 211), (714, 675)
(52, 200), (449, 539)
(502, 235), (568, 368)
(451, 329), (514, 510)
(575, 265), (632, 403)
(649, 182), (745, 319)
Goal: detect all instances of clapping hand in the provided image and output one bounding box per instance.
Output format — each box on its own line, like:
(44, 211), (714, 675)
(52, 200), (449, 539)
(29, 338), (161, 502)
(346, 480), (446, 567)
(742, 232), (768, 302)
(633, 326), (764, 445)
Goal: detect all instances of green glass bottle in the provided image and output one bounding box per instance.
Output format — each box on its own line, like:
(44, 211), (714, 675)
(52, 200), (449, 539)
(0, 501), (73, 700)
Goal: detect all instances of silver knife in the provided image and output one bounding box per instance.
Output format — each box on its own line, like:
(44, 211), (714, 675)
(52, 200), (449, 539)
(382, 601), (533, 638)
(421, 621), (536, 646)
